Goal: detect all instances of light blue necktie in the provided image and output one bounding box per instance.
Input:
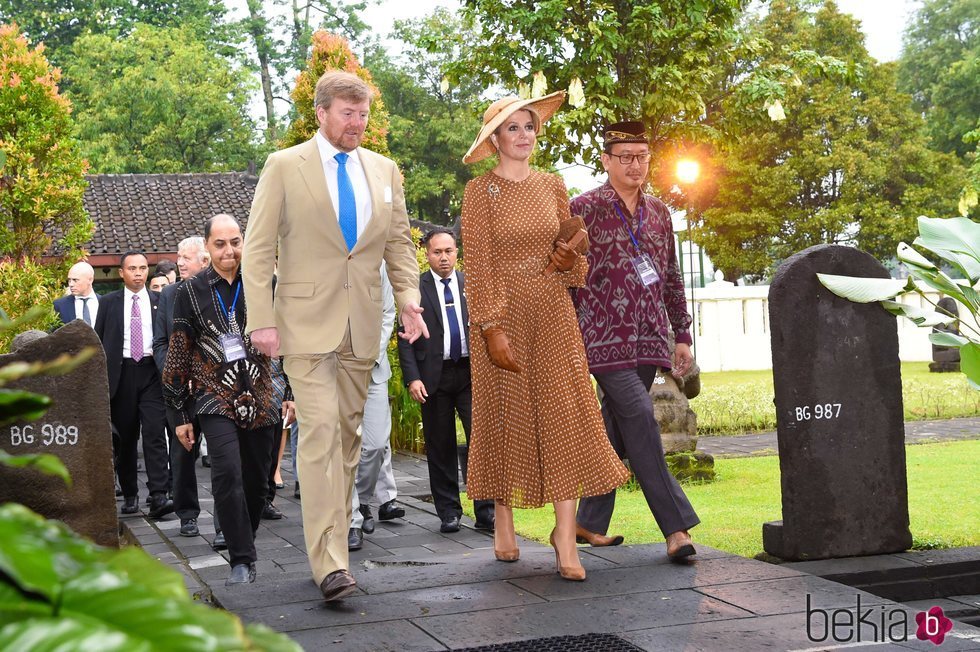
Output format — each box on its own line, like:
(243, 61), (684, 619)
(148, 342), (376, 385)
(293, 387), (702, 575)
(335, 152), (357, 251)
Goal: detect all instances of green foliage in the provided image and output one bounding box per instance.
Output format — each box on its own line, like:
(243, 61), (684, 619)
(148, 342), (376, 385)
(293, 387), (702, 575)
(280, 31), (390, 155)
(692, 1), (967, 280)
(818, 216), (980, 388)
(389, 228), (428, 454)
(63, 25), (259, 174)
(0, 450), (69, 485)
(0, 504), (300, 651)
(366, 9), (488, 223)
(0, 0), (236, 67)
(0, 24), (93, 266)
(898, 0), (980, 159)
(0, 258), (63, 351)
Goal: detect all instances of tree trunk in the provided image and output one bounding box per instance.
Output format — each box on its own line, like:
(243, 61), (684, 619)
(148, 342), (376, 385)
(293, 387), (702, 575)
(246, 0), (278, 142)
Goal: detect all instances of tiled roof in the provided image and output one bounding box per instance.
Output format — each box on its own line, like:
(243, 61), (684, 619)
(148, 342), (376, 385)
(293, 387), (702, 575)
(82, 173), (258, 256)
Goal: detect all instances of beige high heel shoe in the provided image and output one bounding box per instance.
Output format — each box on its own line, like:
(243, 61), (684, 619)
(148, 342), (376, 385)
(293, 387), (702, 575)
(550, 528), (586, 581)
(494, 504), (519, 562)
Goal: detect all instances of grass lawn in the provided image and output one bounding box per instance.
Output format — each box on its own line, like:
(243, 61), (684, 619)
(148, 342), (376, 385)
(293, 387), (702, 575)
(695, 362), (980, 434)
(463, 440), (980, 559)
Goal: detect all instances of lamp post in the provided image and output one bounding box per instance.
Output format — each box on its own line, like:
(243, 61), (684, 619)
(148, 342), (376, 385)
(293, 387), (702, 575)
(676, 158), (700, 357)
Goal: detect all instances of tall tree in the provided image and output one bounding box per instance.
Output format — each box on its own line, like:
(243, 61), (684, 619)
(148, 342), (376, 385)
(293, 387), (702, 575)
(64, 25), (259, 173)
(281, 31), (390, 155)
(898, 0), (979, 158)
(694, 0), (967, 281)
(366, 9), (486, 223)
(0, 24), (93, 339)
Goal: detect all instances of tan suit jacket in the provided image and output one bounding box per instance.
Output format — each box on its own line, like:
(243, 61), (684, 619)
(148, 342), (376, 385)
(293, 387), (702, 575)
(242, 136), (421, 358)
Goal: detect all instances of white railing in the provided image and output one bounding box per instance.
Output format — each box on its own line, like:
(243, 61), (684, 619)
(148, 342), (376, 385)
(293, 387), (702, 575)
(686, 283), (975, 372)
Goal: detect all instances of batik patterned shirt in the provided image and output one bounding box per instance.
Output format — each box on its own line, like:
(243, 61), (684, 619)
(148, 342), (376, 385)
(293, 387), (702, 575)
(571, 182), (693, 373)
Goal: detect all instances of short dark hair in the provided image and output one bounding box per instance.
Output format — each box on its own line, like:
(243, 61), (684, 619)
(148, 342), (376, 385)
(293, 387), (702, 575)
(422, 228), (457, 250)
(204, 213), (242, 241)
(119, 250), (147, 267)
(149, 271), (169, 283)
(154, 259), (177, 275)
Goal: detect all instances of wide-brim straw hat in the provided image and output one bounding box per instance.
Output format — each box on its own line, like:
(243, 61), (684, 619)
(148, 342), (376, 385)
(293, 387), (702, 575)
(462, 90), (566, 164)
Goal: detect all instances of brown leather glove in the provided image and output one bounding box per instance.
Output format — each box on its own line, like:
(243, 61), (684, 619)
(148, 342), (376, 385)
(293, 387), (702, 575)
(482, 326), (521, 373)
(549, 240), (578, 272)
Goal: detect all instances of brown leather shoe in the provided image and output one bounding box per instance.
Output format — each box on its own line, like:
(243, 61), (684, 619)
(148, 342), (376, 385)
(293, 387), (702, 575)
(666, 530), (696, 560)
(575, 524), (624, 547)
(319, 569), (357, 602)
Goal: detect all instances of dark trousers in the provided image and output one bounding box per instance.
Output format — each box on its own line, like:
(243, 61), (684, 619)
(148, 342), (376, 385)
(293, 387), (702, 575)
(198, 415), (274, 567)
(111, 359), (169, 498)
(577, 365), (700, 537)
(421, 358), (493, 523)
(167, 408), (200, 521)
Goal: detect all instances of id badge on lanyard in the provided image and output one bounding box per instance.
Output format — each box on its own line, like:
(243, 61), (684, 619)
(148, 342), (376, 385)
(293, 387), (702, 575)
(631, 253), (661, 286)
(615, 203), (661, 286)
(219, 333), (247, 362)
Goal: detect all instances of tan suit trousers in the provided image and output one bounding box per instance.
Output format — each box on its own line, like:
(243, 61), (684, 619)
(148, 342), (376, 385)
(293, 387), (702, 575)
(284, 326), (373, 584)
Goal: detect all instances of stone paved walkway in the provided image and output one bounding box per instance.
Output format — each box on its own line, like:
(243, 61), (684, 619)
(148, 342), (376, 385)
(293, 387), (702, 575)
(699, 416), (979, 458)
(123, 418), (980, 651)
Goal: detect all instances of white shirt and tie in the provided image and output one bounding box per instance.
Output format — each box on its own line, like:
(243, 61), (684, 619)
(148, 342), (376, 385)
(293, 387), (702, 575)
(430, 270), (469, 360)
(122, 287), (153, 360)
(74, 293), (99, 326)
(315, 131), (372, 241)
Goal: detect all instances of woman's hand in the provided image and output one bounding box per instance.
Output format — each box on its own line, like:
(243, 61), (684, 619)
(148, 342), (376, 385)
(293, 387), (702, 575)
(482, 326), (521, 373)
(176, 423), (195, 452)
(281, 400), (296, 427)
(549, 240), (578, 272)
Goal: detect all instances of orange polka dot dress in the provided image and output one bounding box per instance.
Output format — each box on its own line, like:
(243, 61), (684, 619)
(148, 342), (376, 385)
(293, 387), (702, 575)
(461, 170), (629, 508)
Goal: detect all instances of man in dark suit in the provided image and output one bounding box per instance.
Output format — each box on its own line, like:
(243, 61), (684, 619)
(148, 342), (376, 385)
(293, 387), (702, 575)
(154, 236), (210, 538)
(94, 250), (173, 519)
(54, 261), (99, 327)
(397, 229), (494, 533)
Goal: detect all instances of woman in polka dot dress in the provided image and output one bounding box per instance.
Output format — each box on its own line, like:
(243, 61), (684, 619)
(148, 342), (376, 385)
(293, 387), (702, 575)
(460, 91), (629, 581)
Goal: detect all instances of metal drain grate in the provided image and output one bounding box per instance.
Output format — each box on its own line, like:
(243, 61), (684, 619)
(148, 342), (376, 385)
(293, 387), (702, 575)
(453, 632), (645, 652)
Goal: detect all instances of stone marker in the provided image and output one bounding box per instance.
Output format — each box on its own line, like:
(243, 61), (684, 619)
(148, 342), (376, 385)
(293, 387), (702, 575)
(0, 320), (118, 547)
(930, 297), (961, 373)
(650, 355), (715, 483)
(764, 245), (912, 560)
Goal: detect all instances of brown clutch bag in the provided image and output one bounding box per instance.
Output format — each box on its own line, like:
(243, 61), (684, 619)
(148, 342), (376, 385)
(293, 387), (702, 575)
(544, 216), (589, 275)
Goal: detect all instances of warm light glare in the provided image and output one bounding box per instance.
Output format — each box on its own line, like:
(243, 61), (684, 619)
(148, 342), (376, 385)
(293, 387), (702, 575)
(677, 159), (700, 184)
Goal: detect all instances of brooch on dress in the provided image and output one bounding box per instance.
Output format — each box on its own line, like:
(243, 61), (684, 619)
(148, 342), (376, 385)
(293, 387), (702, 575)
(487, 182), (500, 200)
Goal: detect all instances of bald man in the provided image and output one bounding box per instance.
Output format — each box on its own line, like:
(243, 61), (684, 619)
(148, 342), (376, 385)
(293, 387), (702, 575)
(54, 261), (99, 327)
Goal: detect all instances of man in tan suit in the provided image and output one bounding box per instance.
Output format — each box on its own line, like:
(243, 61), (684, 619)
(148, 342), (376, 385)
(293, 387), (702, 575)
(242, 71), (427, 602)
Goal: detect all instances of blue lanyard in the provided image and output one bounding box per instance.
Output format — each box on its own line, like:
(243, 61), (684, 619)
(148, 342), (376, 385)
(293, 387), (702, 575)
(214, 280), (241, 321)
(614, 202), (644, 251)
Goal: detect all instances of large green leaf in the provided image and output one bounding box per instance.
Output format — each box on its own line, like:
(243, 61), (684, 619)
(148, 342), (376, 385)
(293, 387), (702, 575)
(0, 389), (52, 425)
(816, 274), (913, 302)
(0, 349), (97, 387)
(896, 242), (937, 271)
(915, 216), (980, 272)
(961, 342), (980, 388)
(929, 332), (970, 347)
(912, 240), (980, 284)
(0, 618), (147, 652)
(881, 300), (955, 327)
(244, 623), (304, 652)
(0, 450), (71, 486)
(104, 547), (186, 601)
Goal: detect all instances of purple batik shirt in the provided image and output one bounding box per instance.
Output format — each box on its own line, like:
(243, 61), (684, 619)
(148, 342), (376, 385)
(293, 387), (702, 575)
(571, 182), (693, 373)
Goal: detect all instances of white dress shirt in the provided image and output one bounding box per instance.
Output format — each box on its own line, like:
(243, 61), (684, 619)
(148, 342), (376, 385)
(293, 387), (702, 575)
(74, 293), (99, 326)
(122, 287), (153, 359)
(430, 270), (469, 360)
(315, 131), (373, 242)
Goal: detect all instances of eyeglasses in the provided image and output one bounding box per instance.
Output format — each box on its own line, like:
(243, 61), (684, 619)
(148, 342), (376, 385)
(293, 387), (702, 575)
(610, 153), (651, 165)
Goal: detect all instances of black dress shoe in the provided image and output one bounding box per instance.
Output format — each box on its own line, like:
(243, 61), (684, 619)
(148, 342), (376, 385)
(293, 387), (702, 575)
(226, 563), (256, 585)
(347, 527), (363, 551)
(120, 496), (139, 515)
(115, 487), (123, 497)
(148, 494), (175, 519)
(212, 531), (227, 551)
(377, 500), (405, 520)
(358, 505), (375, 534)
(179, 518), (200, 537)
(440, 516), (460, 533)
(474, 515), (495, 532)
(201, 454), (211, 468)
(294, 481), (301, 500)
(261, 501), (283, 520)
